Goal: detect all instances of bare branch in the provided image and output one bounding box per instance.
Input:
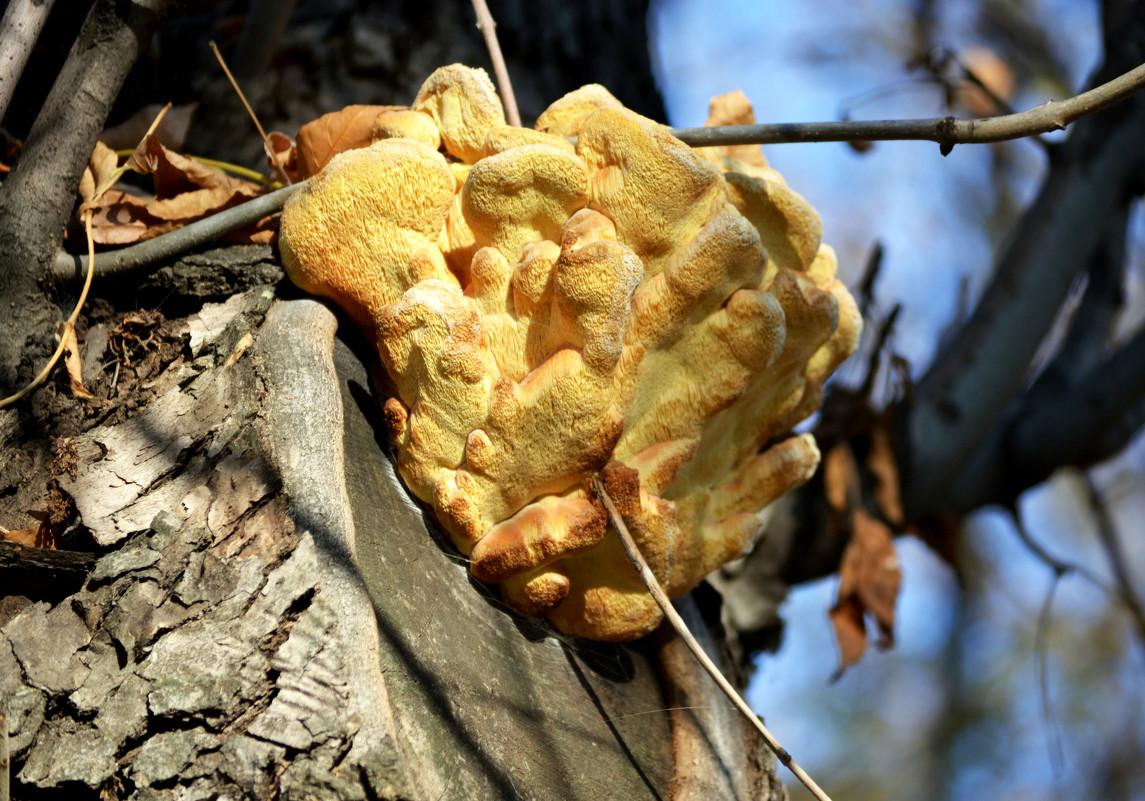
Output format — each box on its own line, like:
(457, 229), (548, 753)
(673, 62), (1145, 154)
(945, 202), (1132, 513)
(0, 0), (57, 124)
(52, 182), (302, 282)
(470, 0), (521, 127)
(1084, 475), (1145, 653)
(592, 477), (835, 801)
(902, 43), (1145, 515)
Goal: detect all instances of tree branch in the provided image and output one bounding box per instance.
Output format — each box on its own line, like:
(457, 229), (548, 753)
(672, 62), (1145, 154)
(471, 0), (521, 127)
(0, 0), (57, 124)
(53, 182), (302, 282)
(944, 201), (1131, 512)
(0, 0), (173, 391)
(901, 24), (1145, 516)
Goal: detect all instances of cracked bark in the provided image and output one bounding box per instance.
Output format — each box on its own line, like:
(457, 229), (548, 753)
(1, 279), (778, 800)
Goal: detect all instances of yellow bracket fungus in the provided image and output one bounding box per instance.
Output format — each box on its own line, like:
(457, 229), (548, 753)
(279, 65), (862, 641)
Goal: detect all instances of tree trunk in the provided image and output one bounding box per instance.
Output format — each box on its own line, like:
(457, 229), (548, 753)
(1, 267), (779, 799)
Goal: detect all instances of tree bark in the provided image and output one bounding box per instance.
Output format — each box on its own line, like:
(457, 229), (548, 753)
(0, 0), (172, 392)
(1, 283), (778, 800)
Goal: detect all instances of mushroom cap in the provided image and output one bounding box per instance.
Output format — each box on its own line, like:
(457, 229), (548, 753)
(279, 139), (458, 331)
(277, 68), (862, 640)
(412, 64), (505, 163)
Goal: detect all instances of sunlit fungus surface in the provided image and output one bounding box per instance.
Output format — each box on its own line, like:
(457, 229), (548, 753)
(279, 65), (862, 641)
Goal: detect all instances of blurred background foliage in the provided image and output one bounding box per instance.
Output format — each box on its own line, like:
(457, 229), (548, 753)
(651, 1), (1145, 799)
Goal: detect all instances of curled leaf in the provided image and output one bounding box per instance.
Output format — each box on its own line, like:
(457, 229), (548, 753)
(58, 321), (95, 400)
(830, 508), (901, 676)
(295, 104), (405, 179)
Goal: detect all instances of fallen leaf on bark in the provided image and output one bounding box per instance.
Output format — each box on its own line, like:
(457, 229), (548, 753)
(830, 508), (901, 677)
(127, 133), (262, 215)
(58, 321), (95, 400)
(84, 191), (178, 245)
(1, 511), (57, 549)
(295, 104), (405, 179)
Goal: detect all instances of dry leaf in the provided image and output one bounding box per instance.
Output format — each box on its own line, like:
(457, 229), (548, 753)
(822, 442), (860, 517)
(295, 104), (405, 179)
(100, 103), (198, 152)
(957, 46), (1015, 118)
(128, 133), (262, 208)
(84, 190), (177, 246)
(266, 131), (298, 183)
(1, 510), (57, 549)
(702, 89), (768, 167)
(79, 141), (121, 207)
(58, 321), (95, 400)
(868, 420), (904, 525)
(829, 509), (901, 676)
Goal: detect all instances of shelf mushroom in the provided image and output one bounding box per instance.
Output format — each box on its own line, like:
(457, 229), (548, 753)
(279, 65), (861, 641)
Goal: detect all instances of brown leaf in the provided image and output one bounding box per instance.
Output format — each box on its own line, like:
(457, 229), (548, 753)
(828, 597), (867, 679)
(58, 322), (95, 400)
(79, 141), (121, 206)
(822, 442), (860, 517)
(830, 509), (901, 675)
(84, 190), (176, 246)
(957, 46), (1015, 118)
(703, 89), (768, 167)
(100, 103), (198, 152)
(266, 131), (298, 183)
(128, 134), (262, 205)
(868, 420), (904, 525)
(295, 104), (405, 179)
(1, 511), (57, 549)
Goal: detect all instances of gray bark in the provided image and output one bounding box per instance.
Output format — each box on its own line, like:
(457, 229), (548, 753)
(0, 0), (173, 392)
(1, 285), (778, 800)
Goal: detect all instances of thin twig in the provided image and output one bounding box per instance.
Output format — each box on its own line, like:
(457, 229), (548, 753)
(209, 40), (291, 185)
(470, 0), (521, 127)
(49, 62), (1145, 283)
(1083, 475), (1145, 654)
(592, 477), (834, 801)
(52, 181), (303, 282)
(0, 0), (57, 123)
(0, 212), (96, 408)
(1033, 576), (1065, 776)
(673, 62), (1145, 154)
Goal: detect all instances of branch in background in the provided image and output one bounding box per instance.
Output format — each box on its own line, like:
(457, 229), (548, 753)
(592, 477), (835, 801)
(673, 62), (1145, 154)
(49, 60), (1145, 284)
(0, 0), (57, 123)
(901, 34), (1145, 516)
(52, 182), (301, 282)
(1011, 324), (1145, 486)
(945, 201), (1131, 513)
(471, 0), (521, 127)
(1084, 475), (1145, 655)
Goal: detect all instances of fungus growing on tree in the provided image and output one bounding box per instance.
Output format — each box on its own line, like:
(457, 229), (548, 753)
(279, 65), (861, 641)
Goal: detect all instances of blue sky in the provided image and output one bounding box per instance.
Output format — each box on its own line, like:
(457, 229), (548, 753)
(648, 2), (1145, 798)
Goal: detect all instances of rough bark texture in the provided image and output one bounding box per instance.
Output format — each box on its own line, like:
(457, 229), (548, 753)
(1, 281), (779, 800)
(0, 0), (173, 392)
